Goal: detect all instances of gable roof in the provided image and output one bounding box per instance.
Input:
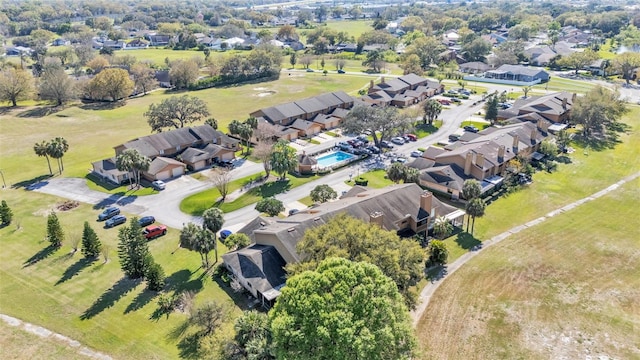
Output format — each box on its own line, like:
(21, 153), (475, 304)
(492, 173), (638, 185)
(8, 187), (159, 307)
(147, 156), (185, 175)
(398, 73), (428, 86)
(221, 244), (287, 300)
(294, 97), (326, 114)
(290, 118), (321, 131)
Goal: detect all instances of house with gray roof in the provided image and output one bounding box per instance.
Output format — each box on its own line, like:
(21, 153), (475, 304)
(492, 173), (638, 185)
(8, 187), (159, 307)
(485, 65), (550, 83)
(223, 184), (464, 305)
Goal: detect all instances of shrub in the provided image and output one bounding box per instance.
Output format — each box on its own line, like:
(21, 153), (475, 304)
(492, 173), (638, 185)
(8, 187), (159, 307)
(354, 177), (368, 186)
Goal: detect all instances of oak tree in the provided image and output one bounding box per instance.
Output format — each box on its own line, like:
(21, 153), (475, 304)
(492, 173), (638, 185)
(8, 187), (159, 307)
(145, 95), (210, 132)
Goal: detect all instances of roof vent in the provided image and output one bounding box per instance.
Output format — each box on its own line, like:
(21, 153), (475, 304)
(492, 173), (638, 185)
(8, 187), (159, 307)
(313, 217), (321, 221)
(356, 193), (369, 197)
(287, 227), (296, 232)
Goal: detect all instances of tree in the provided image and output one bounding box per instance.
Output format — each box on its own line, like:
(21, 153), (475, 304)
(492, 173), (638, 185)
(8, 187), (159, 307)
(254, 140), (275, 178)
(86, 56), (109, 73)
(556, 129), (571, 152)
(404, 167), (420, 184)
(270, 257), (417, 359)
(202, 207), (224, 265)
(34, 140), (53, 175)
(343, 105), (410, 148)
(211, 169), (231, 202)
(229, 120), (253, 155)
(557, 49), (599, 74)
(0, 68), (34, 107)
(0, 200), (13, 226)
(39, 65), (76, 106)
(145, 258), (166, 291)
(205, 118), (218, 130)
(491, 40), (525, 67)
(428, 240), (449, 266)
(180, 223), (209, 268)
(400, 54), (423, 76)
(47, 211), (64, 248)
(462, 38), (492, 62)
(362, 49), (384, 73)
(81, 221), (102, 258)
(225, 233), (251, 251)
(433, 216), (453, 239)
(387, 162), (406, 184)
(130, 62), (157, 95)
(571, 86), (628, 137)
(538, 140), (558, 160)
(403, 36), (444, 70)
(422, 99), (442, 125)
(47, 137), (69, 174)
(334, 58), (346, 70)
(484, 96), (499, 124)
(612, 52), (640, 84)
(88, 68), (134, 102)
(169, 59), (199, 89)
(310, 184), (337, 203)
(269, 140), (297, 181)
(289, 52), (297, 68)
(462, 179), (482, 200)
(145, 95), (210, 132)
(290, 213), (425, 308)
(190, 302), (227, 336)
(522, 86), (532, 99)
(466, 198), (486, 235)
(226, 311), (274, 359)
(117, 218), (151, 279)
(255, 197), (284, 217)
(299, 55), (312, 69)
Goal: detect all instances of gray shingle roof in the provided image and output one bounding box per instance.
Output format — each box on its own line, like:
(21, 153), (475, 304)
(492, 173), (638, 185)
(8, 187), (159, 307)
(221, 244), (287, 297)
(147, 156), (185, 175)
(398, 73), (428, 86)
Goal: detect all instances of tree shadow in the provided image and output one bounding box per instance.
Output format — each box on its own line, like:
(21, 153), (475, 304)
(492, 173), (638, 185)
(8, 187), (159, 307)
(177, 333), (203, 359)
(257, 179), (292, 197)
(56, 257), (96, 285)
(85, 173), (122, 191)
(556, 155), (572, 164)
(425, 265), (448, 283)
(23, 245), (58, 267)
(80, 277), (140, 320)
(116, 195), (138, 206)
(212, 273), (252, 310)
(149, 269), (204, 321)
(12, 174), (53, 190)
(78, 100), (125, 111)
(16, 106), (64, 118)
(93, 192), (125, 210)
(455, 232), (482, 251)
(415, 123), (439, 136)
(124, 288), (159, 314)
(572, 128), (628, 151)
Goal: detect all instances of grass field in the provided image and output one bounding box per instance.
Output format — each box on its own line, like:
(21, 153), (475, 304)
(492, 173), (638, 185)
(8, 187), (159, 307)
(0, 189), (241, 359)
(0, 320), (90, 360)
(0, 73), (371, 187)
(417, 107), (640, 358)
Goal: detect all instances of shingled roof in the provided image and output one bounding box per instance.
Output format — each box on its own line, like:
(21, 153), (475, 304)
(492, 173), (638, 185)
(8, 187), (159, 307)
(221, 244), (287, 301)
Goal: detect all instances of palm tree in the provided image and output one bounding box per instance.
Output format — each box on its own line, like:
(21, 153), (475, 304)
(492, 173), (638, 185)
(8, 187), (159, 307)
(433, 216), (453, 239)
(132, 153), (151, 189)
(34, 141), (52, 175)
(422, 99), (442, 125)
(466, 198), (486, 235)
(202, 207), (224, 264)
(386, 162), (406, 184)
(48, 137), (69, 174)
(116, 150), (136, 188)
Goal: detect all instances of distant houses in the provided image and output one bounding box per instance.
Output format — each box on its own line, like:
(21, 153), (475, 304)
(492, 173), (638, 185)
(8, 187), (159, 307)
(92, 125), (239, 184)
(362, 73), (444, 107)
(464, 64), (550, 86)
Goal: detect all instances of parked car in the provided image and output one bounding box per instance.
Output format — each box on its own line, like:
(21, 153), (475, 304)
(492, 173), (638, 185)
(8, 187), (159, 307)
(220, 230), (233, 241)
(337, 69), (345, 74)
(306, 68), (314, 72)
(391, 137), (405, 145)
(105, 215), (127, 228)
(288, 209), (300, 216)
(97, 207), (120, 221)
(379, 140), (394, 149)
(392, 157), (408, 163)
(151, 180), (166, 190)
(143, 224), (167, 239)
(464, 125), (479, 133)
(353, 148), (370, 156)
(356, 135), (370, 143)
(404, 134), (417, 141)
(338, 143), (354, 152)
(438, 99), (451, 106)
(138, 216), (156, 227)
(447, 89), (458, 94)
(366, 145), (381, 154)
(411, 150), (424, 158)
(450, 98), (461, 103)
(460, 90), (471, 96)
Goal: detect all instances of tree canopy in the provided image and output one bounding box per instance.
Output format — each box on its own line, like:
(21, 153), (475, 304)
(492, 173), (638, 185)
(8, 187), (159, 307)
(270, 257), (416, 360)
(343, 105), (411, 148)
(145, 95), (210, 132)
(310, 184), (337, 203)
(0, 68), (34, 107)
(571, 86), (628, 138)
(290, 213), (425, 308)
(255, 197), (284, 217)
(87, 68), (134, 102)
(269, 140), (297, 181)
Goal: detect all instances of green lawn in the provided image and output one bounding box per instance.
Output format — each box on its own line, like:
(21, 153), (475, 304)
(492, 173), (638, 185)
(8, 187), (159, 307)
(460, 120), (490, 130)
(597, 42), (617, 60)
(0, 189), (241, 359)
(345, 169), (395, 189)
(180, 172), (265, 216)
(0, 74), (371, 188)
(414, 120), (442, 138)
(0, 320), (90, 360)
(112, 48), (207, 67)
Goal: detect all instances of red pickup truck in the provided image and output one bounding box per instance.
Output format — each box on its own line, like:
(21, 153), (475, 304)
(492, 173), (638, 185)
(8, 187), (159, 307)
(143, 225), (167, 240)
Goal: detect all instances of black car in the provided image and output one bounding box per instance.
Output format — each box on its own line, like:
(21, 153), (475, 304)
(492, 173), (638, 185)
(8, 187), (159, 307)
(97, 207), (120, 221)
(138, 216), (156, 227)
(337, 69), (346, 74)
(380, 140), (394, 149)
(105, 215), (127, 228)
(464, 125), (479, 133)
(367, 146), (381, 154)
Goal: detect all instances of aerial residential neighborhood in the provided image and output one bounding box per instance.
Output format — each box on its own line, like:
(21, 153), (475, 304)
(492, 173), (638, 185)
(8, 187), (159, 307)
(1, 0), (639, 359)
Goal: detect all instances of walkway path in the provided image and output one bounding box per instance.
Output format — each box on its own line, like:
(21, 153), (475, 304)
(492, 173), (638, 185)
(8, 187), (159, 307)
(0, 313), (112, 360)
(410, 171), (640, 327)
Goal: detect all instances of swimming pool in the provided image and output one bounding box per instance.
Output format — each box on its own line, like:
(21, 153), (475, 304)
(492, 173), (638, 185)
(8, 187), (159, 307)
(316, 151), (357, 167)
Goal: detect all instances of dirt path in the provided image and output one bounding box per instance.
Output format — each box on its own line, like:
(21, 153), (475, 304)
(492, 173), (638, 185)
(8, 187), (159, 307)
(410, 171), (640, 327)
(0, 314), (112, 360)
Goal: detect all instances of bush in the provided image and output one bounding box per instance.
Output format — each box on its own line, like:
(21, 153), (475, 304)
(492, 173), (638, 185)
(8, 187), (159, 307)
(354, 177), (368, 186)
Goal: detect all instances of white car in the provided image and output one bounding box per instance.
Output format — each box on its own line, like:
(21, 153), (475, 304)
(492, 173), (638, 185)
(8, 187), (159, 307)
(411, 150), (423, 158)
(391, 137), (405, 145)
(151, 180), (166, 190)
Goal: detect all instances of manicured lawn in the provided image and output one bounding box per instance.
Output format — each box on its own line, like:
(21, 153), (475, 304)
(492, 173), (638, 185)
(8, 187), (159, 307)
(460, 120), (490, 130)
(0, 189), (241, 359)
(417, 106), (640, 358)
(85, 174), (157, 196)
(297, 195), (315, 206)
(0, 320), (90, 360)
(414, 120), (442, 138)
(345, 169), (394, 189)
(112, 48), (207, 67)
(597, 42), (617, 60)
(218, 173), (320, 213)
(418, 178), (640, 359)
(180, 172), (265, 216)
(0, 74), (371, 188)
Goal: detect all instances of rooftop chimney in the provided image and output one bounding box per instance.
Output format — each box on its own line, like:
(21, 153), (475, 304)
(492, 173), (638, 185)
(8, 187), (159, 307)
(369, 211), (384, 228)
(464, 152), (473, 175)
(369, 80), (374, 89)
(531, 127), (538, 145)
(475, 153), (485, 169)
(420, 191), (433, 215)
(562, 97), (567, 111)
(381, 76), (385, 84)
(498, 145), (505, 162)
(512, 135), (519, 153)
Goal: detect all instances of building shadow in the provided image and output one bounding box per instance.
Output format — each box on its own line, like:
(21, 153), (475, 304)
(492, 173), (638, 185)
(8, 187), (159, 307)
(23, 245), (58, 267)
(80, 277), (140, 320)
